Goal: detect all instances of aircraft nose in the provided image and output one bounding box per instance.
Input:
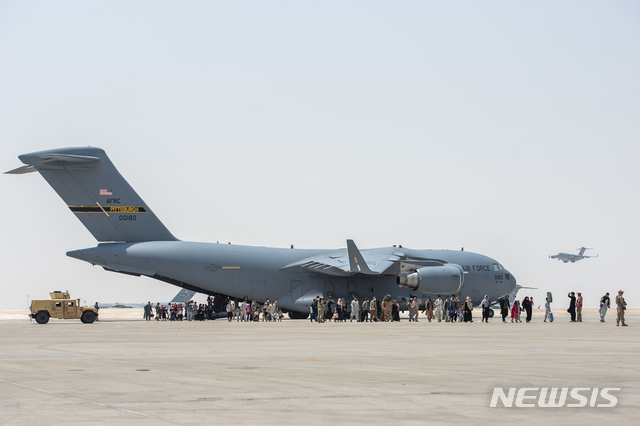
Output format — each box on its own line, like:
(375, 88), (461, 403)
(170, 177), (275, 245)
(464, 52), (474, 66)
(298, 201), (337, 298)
(508, 271), (517, 286)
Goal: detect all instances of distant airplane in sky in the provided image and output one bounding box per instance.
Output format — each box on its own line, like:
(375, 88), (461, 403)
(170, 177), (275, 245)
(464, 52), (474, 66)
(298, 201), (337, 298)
(549, 247), (598, 263)
(7, 147), (517, 318)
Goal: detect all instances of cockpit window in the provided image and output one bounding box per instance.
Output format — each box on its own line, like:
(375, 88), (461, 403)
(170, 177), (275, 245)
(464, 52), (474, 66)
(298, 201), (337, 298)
(493, 263), (504, 271)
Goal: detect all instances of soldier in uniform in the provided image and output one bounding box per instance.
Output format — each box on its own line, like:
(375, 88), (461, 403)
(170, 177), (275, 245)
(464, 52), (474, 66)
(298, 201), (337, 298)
(413, 298), (420, 322)
(385, 296), (393, 322)
(616, 290), (628, 326)
(317, 298), (326, 323)
(576, 292), (584, 322)
(370, 296), (378, 322)
(381, 297), (389, 321)
(425, 296), (434, 322)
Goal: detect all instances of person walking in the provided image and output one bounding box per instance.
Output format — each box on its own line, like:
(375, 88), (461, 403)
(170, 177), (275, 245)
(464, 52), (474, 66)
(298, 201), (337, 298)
(350, 296), (360, 322)
(500, 295), (510, 323)
(616, 290), (628, 327)
(361, 298), (370, 322)
(511, 300), (521, 323)
(312, 297), (318, 322)
(425, 296), (434, 322)
(463, 296), (473, 322)
(435, 295), (443, 322)
(522, 296), (533, 323)
(369, 297), (377, 322)
(449, 296), (459, 323)
(567, 292), (577, 322)
(444, 296), (450, 322)
(318, 298), (326, 323)
(480, 295), (490, 323)
(392, 299), (400, 321)
(381, 297), (390, 322)
(599, 292), (611, 322)
(143, 301), (153, 321)
(544, 297), (552, 322)
(226, 300), (233, 322)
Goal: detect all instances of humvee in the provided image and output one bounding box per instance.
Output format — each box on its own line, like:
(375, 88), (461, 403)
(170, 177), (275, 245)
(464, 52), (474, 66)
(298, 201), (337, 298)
(30, 291), (98, 324)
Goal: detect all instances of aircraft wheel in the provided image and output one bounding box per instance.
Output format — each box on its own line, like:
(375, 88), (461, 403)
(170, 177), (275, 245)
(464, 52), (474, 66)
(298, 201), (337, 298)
(35, 311), (49, 324)
(81, 311), (96, 324)
(488, 308), (495, 318)
(288, 311), (310, 320)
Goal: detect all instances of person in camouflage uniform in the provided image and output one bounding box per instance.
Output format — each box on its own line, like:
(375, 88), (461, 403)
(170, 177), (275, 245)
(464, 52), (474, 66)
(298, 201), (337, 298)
(616, 290), (628, 327)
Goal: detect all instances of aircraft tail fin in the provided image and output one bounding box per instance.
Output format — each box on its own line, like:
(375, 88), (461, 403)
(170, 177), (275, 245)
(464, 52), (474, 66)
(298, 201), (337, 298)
(170, 288), (197, 304)
(6, 147), (176, 242)
(346, 239), (377, 275)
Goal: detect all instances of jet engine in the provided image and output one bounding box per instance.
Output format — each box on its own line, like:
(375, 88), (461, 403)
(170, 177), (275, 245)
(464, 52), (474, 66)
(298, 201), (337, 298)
(396, 265), (463, 295)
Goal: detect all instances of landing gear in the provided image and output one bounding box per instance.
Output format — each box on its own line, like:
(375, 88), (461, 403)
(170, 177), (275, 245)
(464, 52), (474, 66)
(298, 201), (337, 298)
(287, 311), (310, 320)
(488, 308), (495, 318)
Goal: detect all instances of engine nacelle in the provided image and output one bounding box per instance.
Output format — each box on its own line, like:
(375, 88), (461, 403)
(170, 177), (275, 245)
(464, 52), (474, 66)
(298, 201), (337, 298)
(396, 265), (463, 295)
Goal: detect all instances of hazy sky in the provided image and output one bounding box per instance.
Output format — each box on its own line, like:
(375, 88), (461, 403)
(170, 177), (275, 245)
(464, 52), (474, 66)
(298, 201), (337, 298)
(1, 1), (639, 309)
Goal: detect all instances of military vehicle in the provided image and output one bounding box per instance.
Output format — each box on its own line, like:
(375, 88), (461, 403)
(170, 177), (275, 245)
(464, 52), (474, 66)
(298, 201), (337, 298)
(30, 291), (98, 324)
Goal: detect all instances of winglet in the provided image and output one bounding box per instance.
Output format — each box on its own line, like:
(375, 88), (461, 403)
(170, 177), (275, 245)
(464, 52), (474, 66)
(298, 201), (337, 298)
(5, 165), (36, 174)
(347, 239), (376, 274)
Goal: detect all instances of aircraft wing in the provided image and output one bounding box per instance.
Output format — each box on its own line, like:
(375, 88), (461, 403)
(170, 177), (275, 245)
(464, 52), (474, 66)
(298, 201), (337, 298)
(281, 240), (449, 277)
(281, 240), (391, 276)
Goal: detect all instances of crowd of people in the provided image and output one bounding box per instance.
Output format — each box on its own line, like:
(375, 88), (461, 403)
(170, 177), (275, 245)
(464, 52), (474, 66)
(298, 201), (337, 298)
(143, 296), (225, 321)
(304, 294), (536, 324)
(140, 290), (629, 325)
(225, 298), (285, 322)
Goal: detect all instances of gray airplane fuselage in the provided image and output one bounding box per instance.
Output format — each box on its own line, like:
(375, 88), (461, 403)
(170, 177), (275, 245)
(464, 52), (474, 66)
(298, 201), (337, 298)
(8, 146), (517, 314)
(68, 241), (515, 312)
(552, 253), (582, 263)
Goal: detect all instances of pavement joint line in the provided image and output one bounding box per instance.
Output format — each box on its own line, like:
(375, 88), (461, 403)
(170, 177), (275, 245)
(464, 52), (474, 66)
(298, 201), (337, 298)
(0, 351), (630, 368)
(189, 390), (477, 403)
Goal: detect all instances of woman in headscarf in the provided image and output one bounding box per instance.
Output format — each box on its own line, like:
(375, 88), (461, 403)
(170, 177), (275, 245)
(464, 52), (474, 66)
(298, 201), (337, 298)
(511, 300), (520, 323)
(522, 296), (533, 323)
(464, 297), (473, 322)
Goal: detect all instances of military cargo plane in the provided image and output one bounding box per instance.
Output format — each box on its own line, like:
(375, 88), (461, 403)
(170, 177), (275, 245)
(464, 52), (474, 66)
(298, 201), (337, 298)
(7, 147), (517, 318)
(549, 247), (597, 263)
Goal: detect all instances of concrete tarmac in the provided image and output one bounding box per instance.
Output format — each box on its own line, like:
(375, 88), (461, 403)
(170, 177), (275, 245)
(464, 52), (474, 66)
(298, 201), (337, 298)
(1, 308), (638, 425)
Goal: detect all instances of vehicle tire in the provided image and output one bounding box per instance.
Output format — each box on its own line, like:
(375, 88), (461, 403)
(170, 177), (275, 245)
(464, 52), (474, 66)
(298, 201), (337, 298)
(35, 311), (49, 324)
(288, 311), (310, 320)
(488, 308), (495, 318)
(81, 311), (96, 324)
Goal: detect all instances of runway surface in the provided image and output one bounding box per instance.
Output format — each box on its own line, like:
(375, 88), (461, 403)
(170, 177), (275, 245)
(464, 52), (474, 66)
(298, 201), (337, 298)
(1, 309), (638, 425)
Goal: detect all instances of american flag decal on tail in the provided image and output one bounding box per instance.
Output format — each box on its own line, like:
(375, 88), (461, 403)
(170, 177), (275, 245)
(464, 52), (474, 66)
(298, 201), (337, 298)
(99, 188), (112, 196)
